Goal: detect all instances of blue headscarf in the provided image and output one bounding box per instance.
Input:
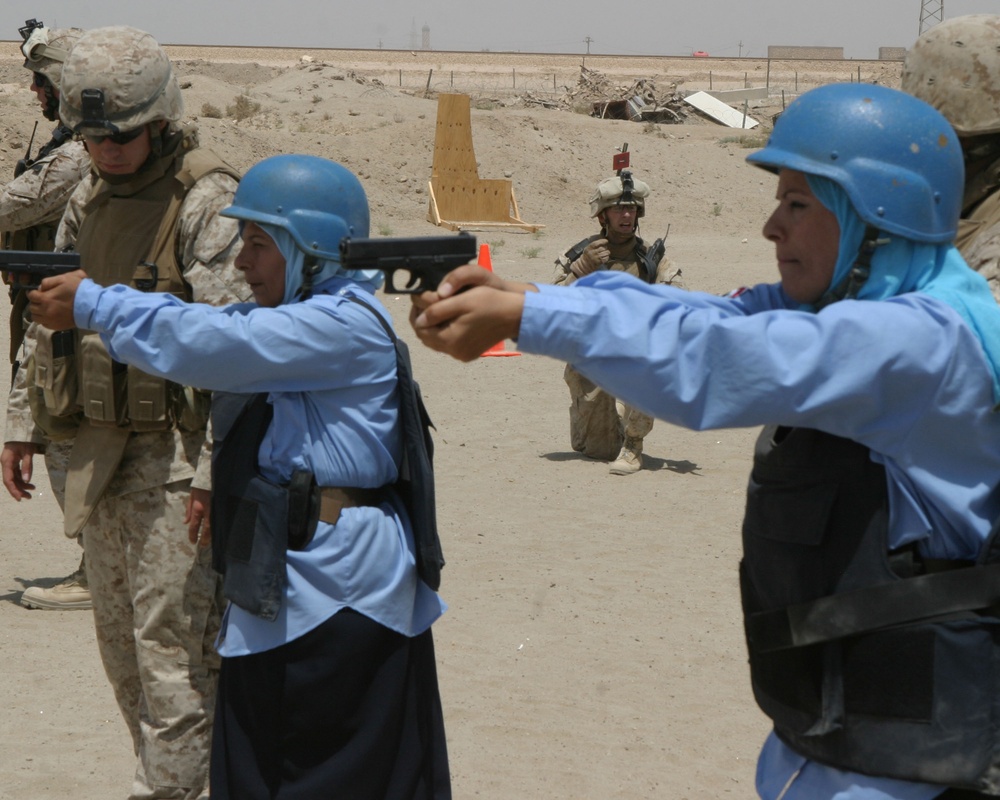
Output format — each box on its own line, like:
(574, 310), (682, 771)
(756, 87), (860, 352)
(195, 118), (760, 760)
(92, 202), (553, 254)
(257, 224), (384, 305)
(804, 174), (1000, 404)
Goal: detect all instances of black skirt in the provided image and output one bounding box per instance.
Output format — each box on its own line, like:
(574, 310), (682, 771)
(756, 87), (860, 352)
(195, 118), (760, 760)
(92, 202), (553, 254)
(210, 608), (451, 799)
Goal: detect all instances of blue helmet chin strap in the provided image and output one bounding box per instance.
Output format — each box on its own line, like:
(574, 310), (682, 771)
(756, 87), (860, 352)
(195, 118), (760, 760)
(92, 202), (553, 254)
(815, 225), (889, 311)
(299, 255), (321, 301)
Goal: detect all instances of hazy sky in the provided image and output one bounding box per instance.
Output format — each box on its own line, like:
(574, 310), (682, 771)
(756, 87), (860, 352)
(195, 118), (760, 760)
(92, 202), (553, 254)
(10, 1), (1000, 59)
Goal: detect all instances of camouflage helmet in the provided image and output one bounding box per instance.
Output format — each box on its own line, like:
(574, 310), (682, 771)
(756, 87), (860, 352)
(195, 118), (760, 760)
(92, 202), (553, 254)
(589, 171), (650, 218)
(20, 22), (84, 89)
(59, 26), (183, 136)
(902, 14), (1000, 137)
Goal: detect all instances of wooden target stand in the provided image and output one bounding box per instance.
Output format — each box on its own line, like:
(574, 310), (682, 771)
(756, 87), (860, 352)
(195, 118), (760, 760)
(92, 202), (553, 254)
(427, 93), (543, 233)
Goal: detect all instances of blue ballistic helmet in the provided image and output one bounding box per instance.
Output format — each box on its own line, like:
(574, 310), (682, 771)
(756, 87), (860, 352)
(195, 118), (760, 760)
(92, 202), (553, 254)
(221, 154), (369, 258)
(746, 83), (963, 244)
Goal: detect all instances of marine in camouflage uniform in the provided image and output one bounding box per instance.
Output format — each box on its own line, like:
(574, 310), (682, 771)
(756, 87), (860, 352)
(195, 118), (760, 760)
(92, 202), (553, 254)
(903, 14), (1000, 303)
(2, 22), (92, 610)
(552, 171), (680, 474)
(2, 27), (250, 800)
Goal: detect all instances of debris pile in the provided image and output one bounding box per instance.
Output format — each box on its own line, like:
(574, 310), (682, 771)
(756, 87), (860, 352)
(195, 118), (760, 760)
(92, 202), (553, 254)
(521, 65), (690, 124)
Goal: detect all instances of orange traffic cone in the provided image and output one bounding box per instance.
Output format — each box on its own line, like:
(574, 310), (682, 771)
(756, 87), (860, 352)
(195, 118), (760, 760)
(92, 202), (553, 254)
(478, 243), (521, 358)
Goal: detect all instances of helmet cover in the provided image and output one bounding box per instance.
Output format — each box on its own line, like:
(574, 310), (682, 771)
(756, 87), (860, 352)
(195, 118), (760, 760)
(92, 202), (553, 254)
(59, 26), (183, 135)
(902, 14), (1000, 137)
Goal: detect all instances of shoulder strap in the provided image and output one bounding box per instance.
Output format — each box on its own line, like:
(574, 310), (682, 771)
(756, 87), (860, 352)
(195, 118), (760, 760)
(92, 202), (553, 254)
(175, 146), (241, 190)
(344, 293), (445, 589)
(34, 125), (73, 163)
(344, 291), (397, 342)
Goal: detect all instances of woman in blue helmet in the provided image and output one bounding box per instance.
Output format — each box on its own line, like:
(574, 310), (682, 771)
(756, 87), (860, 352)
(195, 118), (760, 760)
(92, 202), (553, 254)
(409, 84), (1000, 799)
(29, 154), (451, 799)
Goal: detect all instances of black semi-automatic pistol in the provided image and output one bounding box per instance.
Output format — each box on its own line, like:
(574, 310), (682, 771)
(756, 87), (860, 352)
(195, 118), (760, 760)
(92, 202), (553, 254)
(340, 232), (478, 294)
(1, 249), (81, 290)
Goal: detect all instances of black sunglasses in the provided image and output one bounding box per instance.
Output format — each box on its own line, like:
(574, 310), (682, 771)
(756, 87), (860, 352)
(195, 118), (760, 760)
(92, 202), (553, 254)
(31, 71), (48, 89)
(81, 127), (145, 147)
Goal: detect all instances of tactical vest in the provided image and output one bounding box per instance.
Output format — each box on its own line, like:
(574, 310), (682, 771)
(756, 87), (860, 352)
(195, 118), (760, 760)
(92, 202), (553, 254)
(31, 137), (239, 434)
(210, 391), (288, 621)
(4, 222), (57, 253)
(559, 234), (654, 284)
(741, 425), (1000, 793)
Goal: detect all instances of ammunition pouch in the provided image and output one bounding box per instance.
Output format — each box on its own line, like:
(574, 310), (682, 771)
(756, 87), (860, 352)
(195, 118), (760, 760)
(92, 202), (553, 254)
(31, 330), (208, 434)
(126, 364), (171, 432)
(34, 326), (79, 418)
(24, 351), (82, 442)
(79, 333), (128, 426)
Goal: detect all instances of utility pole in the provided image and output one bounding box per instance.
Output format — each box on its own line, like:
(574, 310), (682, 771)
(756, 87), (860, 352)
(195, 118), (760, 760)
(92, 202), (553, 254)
(919, 0), (944, 35)
(738, 40), (743, 58)
(584, 36), (593, 55)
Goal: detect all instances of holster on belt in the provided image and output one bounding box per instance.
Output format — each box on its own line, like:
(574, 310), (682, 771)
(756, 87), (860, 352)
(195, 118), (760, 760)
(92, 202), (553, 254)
(287, 470), (319, 551)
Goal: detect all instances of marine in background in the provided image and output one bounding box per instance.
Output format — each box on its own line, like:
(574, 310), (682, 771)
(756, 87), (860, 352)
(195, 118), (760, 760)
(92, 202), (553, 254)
(2, 19), (92, 611)
(903, 13), (1000, 302)
(552, 164), (680, 474)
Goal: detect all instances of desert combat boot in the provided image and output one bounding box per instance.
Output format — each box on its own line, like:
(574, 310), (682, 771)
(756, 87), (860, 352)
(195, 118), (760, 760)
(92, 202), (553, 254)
(610, 435), (643, 475)
(20, 555), (92, 610)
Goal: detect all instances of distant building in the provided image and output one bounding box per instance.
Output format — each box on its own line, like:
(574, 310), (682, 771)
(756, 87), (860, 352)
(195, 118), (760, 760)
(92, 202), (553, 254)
(767, 45), (844, 59)
(878, 46), (907, 61)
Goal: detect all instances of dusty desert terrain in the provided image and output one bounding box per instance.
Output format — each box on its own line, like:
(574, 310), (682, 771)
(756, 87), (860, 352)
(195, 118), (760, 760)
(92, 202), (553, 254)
(0, 45), (905, 799)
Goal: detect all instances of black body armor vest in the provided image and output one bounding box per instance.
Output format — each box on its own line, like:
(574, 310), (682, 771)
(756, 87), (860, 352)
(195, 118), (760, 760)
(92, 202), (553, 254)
(210, 392), (288, 621)
(740, 425), (1000, 793)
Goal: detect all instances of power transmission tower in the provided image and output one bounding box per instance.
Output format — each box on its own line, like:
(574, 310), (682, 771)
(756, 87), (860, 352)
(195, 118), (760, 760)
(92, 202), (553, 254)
(919, 0), (944, 35)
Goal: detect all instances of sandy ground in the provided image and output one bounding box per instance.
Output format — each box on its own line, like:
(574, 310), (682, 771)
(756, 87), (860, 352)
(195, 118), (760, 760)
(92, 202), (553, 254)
(0, 45), (907, 798)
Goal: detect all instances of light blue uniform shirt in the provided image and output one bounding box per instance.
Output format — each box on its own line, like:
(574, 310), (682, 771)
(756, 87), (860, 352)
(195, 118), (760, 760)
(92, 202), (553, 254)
(518, 273), (1000, 800)
(75, 276), (445, 656)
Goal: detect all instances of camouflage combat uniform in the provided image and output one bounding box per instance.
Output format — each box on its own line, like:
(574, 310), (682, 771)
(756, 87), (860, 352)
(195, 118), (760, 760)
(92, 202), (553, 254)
(1, 132), (91, 365)
(552, 233), (679, 462)
(2, 134), (91, 509)
(10, 26), (258, 796)
(5, 121), (248, 798)
(5, 23), (91, 522)
(955, 169), (1000, 304)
